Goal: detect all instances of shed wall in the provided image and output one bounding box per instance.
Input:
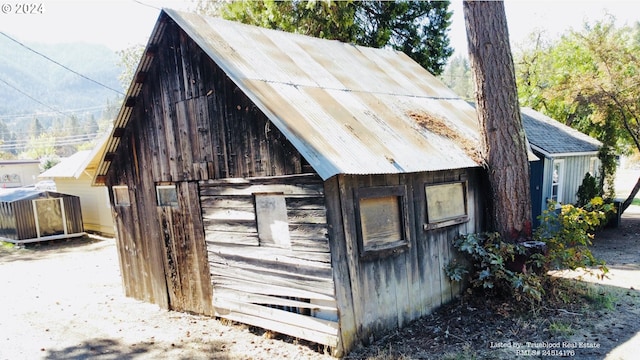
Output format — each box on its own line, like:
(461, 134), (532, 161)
(104, 20), (308, 315)
(102, 16), (487, 356)
(540, 154), (599, 210)
(325, 168), (485, 351)
(201, 174), (338, 347)
(55, 176), (114, 236)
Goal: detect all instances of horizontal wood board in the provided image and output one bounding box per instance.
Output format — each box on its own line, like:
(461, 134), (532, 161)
(201, 174), (338, 347)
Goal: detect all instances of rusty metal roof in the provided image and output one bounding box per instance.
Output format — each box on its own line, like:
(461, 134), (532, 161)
(96, 9), (484, 183)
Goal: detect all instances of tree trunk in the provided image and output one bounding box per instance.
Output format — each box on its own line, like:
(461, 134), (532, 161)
(621, 176), (640, 213)
(463, 0), (532, 241)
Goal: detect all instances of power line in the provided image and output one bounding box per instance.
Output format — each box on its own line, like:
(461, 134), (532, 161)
(0, 132), (107, 151)
(132, 0), (161, 11)
(0, 77), (71, 118)
(0, 31), (125, 96)
(0, 104), (113, 121)
(0, 132), (103, 145)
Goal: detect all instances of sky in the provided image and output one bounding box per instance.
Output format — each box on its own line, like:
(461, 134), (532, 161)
(1, 0), (640, 55)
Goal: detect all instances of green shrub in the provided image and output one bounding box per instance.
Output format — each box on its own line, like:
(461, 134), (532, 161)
(576, 173), (601, 207)
(447, 232), (544, 305)
(446, 197), (614, 305)
(535, 197), (613, 275)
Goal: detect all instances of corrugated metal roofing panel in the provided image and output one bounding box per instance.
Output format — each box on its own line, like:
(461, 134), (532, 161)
(0, 188), (46, 202)
(164, 9), (482, 179)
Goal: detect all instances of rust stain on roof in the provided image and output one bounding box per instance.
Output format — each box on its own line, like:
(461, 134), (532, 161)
(408, 110), (483, 164)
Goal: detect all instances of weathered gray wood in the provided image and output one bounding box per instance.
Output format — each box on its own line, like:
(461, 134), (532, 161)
(215, 287), (337, 312)
(101, 16), (489, 355)
(205, 232), (259, 246)
(336, 174), (365, 345)
(208, 247), (332, 278)
(201, 173), (338, 348)
(213, 301), (339, 347)
(212, 277), (335, 301)
(214, 296), (338, 333)
(200, 183), (324, 196)
(175, 99), (196, 179)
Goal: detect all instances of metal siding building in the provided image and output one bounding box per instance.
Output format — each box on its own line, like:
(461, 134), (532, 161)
(521, 107), (601, 224)
(0, 189), (84, 243)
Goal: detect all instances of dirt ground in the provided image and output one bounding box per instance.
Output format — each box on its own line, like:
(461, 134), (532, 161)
(1, 207), (639, 360)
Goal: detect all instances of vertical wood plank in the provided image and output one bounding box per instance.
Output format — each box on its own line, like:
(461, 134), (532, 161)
(175, 100), (195, 179)
(323, 176), (354, 356)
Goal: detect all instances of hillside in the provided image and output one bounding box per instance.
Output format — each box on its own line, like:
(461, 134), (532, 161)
(0, 35), (125, 155)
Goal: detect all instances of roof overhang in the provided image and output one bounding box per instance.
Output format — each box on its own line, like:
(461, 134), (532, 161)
(93, 9), (486, 185)
(530, 144), (599, 159)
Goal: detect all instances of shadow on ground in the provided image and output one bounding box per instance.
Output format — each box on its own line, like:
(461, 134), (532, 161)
(0, 235), (109, 263)
(43, 338), (231, 360)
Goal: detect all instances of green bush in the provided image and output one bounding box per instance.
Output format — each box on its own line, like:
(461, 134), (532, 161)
(446, 197), (614, 305)
(576, 172), (601, 207)
(447, 232), (544, 304)
(535, 197), (613, 274)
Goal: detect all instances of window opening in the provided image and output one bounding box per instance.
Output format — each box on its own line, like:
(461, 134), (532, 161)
(156, 184), (178, 207)
(254, 193), (291, 248)
(355, 186), (409, 258)
(113, 186), (130, 207)
(424, 181), (468, 230)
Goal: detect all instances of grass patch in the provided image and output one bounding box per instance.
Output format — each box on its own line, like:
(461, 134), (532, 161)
(1, 241), (15, 249)
(441, 348), (478, 360)
(548, 279), (616, 311)
(631, 198), (640, 206)
(548, 321), (575, 336)
(0, 241), (17, 255)
(582, 284), (617, 310)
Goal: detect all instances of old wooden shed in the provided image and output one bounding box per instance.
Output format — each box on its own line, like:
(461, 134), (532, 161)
(94, 9), (487, 355)
(0, 189), (84, 244)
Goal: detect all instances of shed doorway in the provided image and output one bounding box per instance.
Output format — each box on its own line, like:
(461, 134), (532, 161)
(34, 198), (65, 237)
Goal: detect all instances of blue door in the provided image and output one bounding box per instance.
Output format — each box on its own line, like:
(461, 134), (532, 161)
(529, 159), (544, 228)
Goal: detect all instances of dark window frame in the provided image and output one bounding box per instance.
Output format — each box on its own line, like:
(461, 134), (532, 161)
(156, 184), (179, 208)
(354, 185), (410, 260)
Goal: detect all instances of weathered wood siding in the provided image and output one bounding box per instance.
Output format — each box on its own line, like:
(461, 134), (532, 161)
(200, 174), (339, 348)
(104, 20), (309, 317)
(136, 23), (304, 183)
(103, 16), (487, 357)
(325, 168), (485, 351)
(108, 131), (170, 309)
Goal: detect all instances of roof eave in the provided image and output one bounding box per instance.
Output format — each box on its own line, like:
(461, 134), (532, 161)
(530, 144), (599, 159)
(92, 11), (169, 186)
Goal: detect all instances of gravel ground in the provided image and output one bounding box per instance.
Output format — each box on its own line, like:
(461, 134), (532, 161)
(0, 237), (334, 360)
(1, 205), (639, 360)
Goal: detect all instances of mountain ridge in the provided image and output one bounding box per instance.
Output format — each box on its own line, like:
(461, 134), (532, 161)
(0, 36), (124, 126)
